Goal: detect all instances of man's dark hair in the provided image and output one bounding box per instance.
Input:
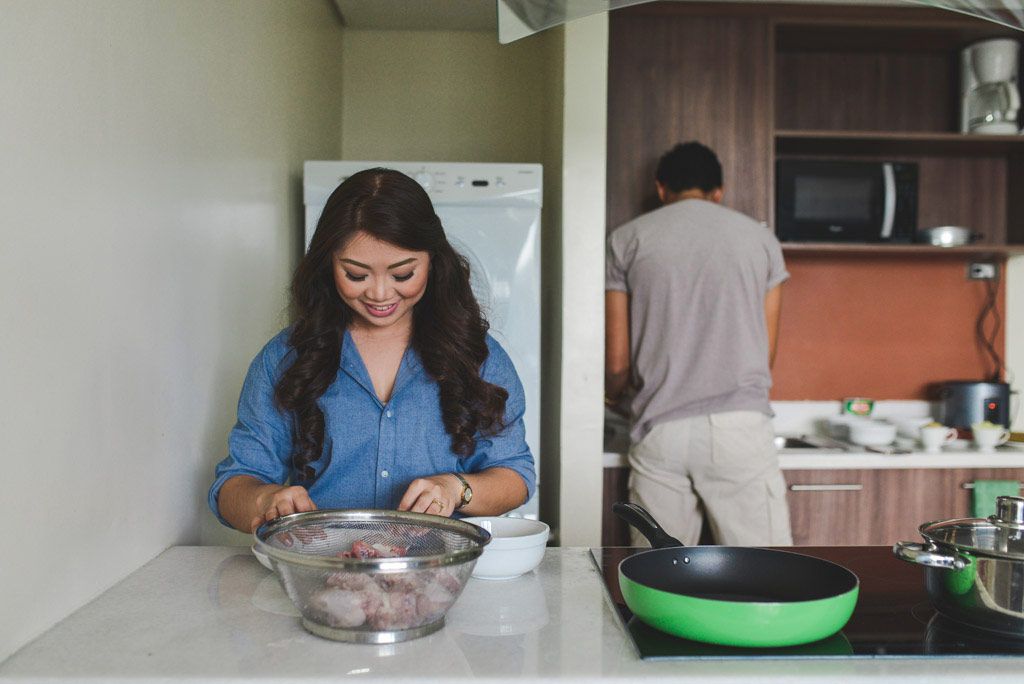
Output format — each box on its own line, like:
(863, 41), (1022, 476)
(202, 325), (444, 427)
(655, 142), (723, 193)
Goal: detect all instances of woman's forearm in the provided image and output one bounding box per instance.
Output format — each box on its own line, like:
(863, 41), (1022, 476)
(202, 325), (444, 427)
(455, 466), (529, 517)
(216, 475), (268, 532)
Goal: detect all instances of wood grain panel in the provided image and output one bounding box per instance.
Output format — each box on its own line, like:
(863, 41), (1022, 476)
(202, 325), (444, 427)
(771, 254), (1007, 400)
(602, 467), (631, 547)
(606, 12), (773, 231)
(1008, 150), (1024, 245)
(775, 51), (957, 132)
(785, 467), (1024, 546)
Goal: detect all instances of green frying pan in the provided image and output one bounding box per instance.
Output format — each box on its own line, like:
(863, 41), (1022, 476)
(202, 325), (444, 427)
(613, 502), (859, 648)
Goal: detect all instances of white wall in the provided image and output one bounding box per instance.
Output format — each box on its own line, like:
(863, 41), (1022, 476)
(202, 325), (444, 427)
(555, 14), (608, 546)
(339, 29), (560, 163)
(0, 0), (345, 661)
(337, 26), (569, 529)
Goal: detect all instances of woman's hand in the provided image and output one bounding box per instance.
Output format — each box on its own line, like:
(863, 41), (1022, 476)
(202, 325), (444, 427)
(250, 484), (318, 533)
(398, 474), (462, 517)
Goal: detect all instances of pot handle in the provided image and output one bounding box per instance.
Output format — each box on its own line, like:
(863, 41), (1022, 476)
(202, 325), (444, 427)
(892, 541), (966, 570)
(612, 501), (684, 548)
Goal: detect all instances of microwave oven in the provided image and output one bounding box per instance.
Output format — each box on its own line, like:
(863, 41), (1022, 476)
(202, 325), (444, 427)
(775, 160), (918, 243)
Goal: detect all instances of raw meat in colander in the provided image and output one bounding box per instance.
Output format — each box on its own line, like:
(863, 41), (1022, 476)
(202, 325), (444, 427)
(369, 585), (420, 630)
(325, 572), (384, 616)
(415, 577), (457, 623)
(310, 542), (464, 631)
(337, 540), (408, 559)
(305, 587), (368, 628)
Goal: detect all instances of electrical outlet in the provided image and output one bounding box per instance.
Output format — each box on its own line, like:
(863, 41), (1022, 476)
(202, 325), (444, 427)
(967, 262), (998, 280)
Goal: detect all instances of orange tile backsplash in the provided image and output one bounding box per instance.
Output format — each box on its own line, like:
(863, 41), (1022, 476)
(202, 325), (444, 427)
(770, 253), (1006, 401)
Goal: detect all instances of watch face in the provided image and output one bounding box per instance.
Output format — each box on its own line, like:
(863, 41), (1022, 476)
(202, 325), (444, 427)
(463, 487), (473, 504)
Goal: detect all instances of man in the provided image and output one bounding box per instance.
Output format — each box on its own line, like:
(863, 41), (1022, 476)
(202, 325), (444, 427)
(605, 141), (792, 546)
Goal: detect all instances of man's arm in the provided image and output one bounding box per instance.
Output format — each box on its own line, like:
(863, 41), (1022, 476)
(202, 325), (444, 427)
(605, 290), (631, 402)
(764, 283), (783, 368)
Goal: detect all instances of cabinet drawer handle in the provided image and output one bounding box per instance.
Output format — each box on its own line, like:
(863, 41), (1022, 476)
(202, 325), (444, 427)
(961, 483), (1024, 490)
(788, 484), (863, 491)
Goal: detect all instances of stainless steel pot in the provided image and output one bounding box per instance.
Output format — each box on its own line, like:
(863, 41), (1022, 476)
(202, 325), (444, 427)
(894, 496), (1024, 637)
(914, 226), (983, 247)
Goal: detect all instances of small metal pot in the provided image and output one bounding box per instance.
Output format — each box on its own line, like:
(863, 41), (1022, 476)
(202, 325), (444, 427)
(894, 496), (1024, 637)
(914, 226), (983, 247)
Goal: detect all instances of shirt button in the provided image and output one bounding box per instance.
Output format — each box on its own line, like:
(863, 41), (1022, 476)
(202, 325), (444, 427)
(381, 470), (389, 478)
(386, 410), (392, 418)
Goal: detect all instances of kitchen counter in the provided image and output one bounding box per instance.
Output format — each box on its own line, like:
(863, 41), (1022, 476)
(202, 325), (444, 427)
(604, 401), (1024, 470)
(3, 546), (1024, 683)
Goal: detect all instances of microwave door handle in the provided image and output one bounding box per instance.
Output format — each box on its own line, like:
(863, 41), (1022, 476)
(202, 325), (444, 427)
(881, 163), (896, 240)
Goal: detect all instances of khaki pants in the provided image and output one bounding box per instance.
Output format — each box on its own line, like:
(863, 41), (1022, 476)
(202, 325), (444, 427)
(627, 410), (793, 546)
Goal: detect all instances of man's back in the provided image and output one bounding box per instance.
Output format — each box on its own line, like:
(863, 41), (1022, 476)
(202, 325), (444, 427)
(606, 198), (788, 443)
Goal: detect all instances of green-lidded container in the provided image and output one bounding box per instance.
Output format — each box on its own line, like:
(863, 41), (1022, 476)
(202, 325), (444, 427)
(843, 397), (874, 417)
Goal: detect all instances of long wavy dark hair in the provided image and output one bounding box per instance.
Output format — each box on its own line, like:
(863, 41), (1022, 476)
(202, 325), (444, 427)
(277, 168), (509, 482)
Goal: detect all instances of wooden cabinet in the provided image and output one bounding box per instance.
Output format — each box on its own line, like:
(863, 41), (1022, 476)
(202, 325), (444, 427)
(784, 467), (1024, 546)
(607, 3), (1024, 254)
(773, 18), (1024, 254)
(603, 465), (1024, 547)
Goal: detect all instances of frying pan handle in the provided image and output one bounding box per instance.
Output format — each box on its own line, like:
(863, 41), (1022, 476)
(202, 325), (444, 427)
(612, 501), (684, 548)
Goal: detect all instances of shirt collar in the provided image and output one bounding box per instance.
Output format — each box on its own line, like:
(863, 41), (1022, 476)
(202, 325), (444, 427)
(340, 329), (424, 404)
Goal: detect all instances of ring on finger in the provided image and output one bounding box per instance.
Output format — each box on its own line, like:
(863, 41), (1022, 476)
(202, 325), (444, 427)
(432, 499), (444, 513)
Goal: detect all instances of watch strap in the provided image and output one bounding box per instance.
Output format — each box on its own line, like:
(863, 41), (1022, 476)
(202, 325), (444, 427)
(453, 472), (472, 509)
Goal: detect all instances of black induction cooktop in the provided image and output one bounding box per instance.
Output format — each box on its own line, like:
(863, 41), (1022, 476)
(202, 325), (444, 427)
(591, 545), (1024, 660)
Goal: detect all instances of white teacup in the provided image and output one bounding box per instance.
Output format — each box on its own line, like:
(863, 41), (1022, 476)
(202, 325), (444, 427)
(920, 425), (958, 453)
(972, 424), (1011, 451)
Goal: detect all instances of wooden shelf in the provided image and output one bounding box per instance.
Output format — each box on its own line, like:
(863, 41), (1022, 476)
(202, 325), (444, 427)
(781, 242), (1024, 256)
(775, 19), (1021, 54)
(775, 130), (1024, 156)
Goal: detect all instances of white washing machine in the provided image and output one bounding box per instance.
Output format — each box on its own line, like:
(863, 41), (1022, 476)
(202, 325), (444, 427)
(304, 161), (542, 518)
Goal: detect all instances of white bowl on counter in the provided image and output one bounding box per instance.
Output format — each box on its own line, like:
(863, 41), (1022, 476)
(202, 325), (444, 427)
(462, 516), (549, 581)
(848, 419), (898, 447)
(826, 414), (867, 440)
(892, 416), (935, 440)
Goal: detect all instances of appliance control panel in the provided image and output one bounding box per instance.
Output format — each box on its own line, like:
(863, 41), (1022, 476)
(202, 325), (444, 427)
(305, 161), (543, 207)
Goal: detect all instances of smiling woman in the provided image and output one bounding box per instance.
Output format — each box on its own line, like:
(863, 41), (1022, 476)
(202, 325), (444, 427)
(207, 169), (536, 534)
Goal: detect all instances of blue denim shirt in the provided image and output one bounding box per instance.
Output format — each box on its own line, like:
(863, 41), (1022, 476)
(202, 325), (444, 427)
(208, 328), (536, 526)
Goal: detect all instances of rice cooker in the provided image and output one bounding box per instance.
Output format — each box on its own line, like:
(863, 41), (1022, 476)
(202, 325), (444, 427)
(939, 380), (1011, 428)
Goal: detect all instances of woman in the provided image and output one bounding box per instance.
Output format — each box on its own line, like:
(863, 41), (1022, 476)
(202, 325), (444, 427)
(208, 168), (535, 533)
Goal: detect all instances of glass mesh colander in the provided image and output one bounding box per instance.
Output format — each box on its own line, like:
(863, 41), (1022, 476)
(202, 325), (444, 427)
(253, 509), (490, 643)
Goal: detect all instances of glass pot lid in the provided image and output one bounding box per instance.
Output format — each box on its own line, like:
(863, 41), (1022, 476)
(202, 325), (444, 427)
(921, 496), (1024, 560)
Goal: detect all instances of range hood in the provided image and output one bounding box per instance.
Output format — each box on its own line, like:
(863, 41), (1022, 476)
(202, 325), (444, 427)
(495, 0), (1024, 43)
(497, 0), (653, 43)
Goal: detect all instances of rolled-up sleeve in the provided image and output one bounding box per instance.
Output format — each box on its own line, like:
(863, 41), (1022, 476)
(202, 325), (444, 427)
(461, 338), (537, 503)
(207, 339), (294, 527)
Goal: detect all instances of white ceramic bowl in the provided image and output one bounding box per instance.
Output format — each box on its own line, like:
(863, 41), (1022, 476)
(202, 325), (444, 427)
(892, 416), (935, 439)
(827, 414), (867, 440)
(462, 516), (549, 581)
(848, 419), (898, 447)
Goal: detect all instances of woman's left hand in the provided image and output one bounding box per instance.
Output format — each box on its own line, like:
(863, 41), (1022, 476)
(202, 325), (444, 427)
(398, 474), (462, 517)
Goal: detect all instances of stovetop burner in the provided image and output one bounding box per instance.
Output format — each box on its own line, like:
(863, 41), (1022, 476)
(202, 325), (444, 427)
(591, 545), (1024, 660)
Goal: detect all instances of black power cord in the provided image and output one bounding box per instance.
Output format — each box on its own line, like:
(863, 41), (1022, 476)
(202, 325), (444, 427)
(976, 275), (1004, 382)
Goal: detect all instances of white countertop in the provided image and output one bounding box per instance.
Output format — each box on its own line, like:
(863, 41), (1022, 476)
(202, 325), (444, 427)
(604, 401), (1024, 470)
(3, 546), (1024, 683)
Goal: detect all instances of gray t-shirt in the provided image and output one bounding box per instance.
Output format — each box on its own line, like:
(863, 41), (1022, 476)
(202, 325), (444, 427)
(606, 199), (789, 444)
